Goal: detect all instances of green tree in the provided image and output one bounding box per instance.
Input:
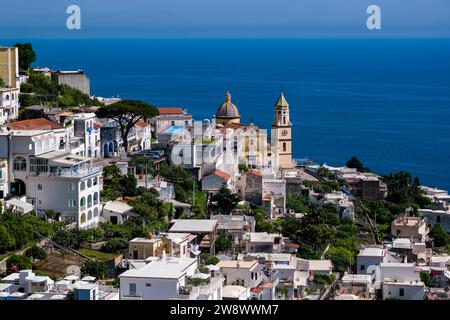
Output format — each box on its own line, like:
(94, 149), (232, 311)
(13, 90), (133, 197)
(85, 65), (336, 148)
(96, 100), (159, 152)
(346, 156), (369, 172)
(132, 202), (158, 220)
(0, 78), (6, 87)
(210, 184), (241, 215)
(238, 163), (249, 173)
(25, 245), (47, 263)
(14, 43), (37, 71)
(81, 260), (107, 279)
(0, 225), (15, 252)
(200, 253), (220, 265)
(420, 272), (432, 287)
(216, 234), (232, 251)
(102, 238), (128, 253)
(430, 225), (449, 247)
(7, 254), (33, 270)
(326, 246), (355, 273)
(103, 164), (121, 179)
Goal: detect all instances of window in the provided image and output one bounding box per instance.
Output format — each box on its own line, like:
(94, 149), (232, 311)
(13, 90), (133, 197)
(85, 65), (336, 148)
(87, 179), (92, 188)
(80, 213), (86, 224)
(396, 229), (401, 236)
(68, 199), (76, 208)
(88, 210), (92, 220)
(68, 182), (75, 192)
(93, 192), (99, 205)
(93, 177), (98, 186)
(37, 184), (43, 191)
(80, 197), (86, 208)
(87, 195), (92, 208)
(399, 288), (404, 297)
(437, 215), (441, 223)
(14, 156), (27, 171)
(93, 207), (99, 217)
(360, 265), (365, 271)
(129, 283), (136, 295)
(185, 121), (189, 126)
(80, 181), (85, 191)
(30, 157), (48, 173)
(283, 142), (286, 152)
(171, 121), (175, 126)
(145, 283), (152, 287)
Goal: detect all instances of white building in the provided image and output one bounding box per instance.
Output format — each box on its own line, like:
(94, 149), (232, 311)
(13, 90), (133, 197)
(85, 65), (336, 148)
(0, 46), (20, 125)
(152, 107), (192, 132)
(119, 256), (198, 300)
(1, 270), (54, 295)
(376, 263), (424, 300)
(0, 87), (20, 125)
(244, 232), (283, 253)
(69, 113), (101, 158)
(0, 128), (103, 228)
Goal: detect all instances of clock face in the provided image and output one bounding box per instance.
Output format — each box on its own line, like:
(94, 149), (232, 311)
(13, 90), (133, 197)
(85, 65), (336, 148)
(281, 130), (288, 136)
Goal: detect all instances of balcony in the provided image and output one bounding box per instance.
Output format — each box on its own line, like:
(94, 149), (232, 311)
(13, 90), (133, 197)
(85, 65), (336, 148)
(47, 166), (102, 178)
(120, 292), (142, 299)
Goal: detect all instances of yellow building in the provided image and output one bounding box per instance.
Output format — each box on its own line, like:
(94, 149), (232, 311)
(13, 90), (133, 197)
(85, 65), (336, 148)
(271, 92), (293, 169)
(214, 91), (293, 173)
(0, 46), (19, 88)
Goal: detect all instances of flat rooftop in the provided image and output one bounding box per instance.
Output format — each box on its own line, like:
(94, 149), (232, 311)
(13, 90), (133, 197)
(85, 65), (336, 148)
(358, 247), (385, 257)
(119, 257), (197, 280)
(218, 260), (257, 269)
(169, 219), (218, 233)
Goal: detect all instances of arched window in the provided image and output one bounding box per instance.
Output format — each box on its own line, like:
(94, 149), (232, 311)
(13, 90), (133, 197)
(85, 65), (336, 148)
(93, 192), (99, 205)
(80, 197), (86, 208)
(87, 179), (92, 188)
(87, 195), (92, 208)
(80, 213), (86, 224)
(5, 94), (9, 101)
(93, 177), (98, 186)
(80, 181), (85, 191)
(283, 143), (286, 152)
(93, 207), (99, 217)
(87, 210), (92, 220)
(14, 156), (27, 171)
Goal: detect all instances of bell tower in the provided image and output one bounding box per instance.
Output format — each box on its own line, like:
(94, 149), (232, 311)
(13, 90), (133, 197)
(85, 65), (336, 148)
(272, 91), (293, 169)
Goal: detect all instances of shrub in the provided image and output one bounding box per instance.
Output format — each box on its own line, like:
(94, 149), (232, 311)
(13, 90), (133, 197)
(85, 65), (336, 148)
(7, 254), (32, 270)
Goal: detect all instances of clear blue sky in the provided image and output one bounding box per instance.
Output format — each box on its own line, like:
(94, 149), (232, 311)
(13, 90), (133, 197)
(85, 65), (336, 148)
(1, 0), (449, 38)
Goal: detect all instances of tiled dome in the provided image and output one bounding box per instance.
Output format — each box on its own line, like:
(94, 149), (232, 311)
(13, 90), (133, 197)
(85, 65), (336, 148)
(216, 91), (240, 119)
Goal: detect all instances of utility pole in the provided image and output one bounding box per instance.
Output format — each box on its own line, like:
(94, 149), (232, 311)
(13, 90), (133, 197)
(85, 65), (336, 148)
(192, 178), (195, 207)
(145, 162), (148, 189)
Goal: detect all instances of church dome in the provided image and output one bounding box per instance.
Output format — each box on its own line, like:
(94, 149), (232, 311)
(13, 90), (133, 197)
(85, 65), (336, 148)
(216, 91), (240, 119)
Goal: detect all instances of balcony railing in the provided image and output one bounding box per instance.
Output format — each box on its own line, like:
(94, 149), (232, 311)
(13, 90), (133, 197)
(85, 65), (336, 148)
(120, 292), (142, 299)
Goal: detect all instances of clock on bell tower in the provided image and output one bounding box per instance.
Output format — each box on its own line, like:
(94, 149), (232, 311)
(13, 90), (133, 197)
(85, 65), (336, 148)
(272, 91), (293, 169)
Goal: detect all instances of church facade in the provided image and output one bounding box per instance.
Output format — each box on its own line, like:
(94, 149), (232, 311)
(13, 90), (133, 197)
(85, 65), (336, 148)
(214, 90), (294, 174)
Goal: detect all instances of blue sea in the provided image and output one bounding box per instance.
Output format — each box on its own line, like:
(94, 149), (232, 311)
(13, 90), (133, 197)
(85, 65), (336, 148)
(7, 39), (450, 190)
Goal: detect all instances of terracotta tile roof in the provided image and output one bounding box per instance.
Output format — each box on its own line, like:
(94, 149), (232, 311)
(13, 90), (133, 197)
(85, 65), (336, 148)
(246, 169), (262, 177)
(135, 120), (150, 128)
(284, 242), (300, 249)
(7, 118), (63, 130)
(157, 107), (184, 115)
(204, 169), (231, 181)
(250, 287), (263, 294)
